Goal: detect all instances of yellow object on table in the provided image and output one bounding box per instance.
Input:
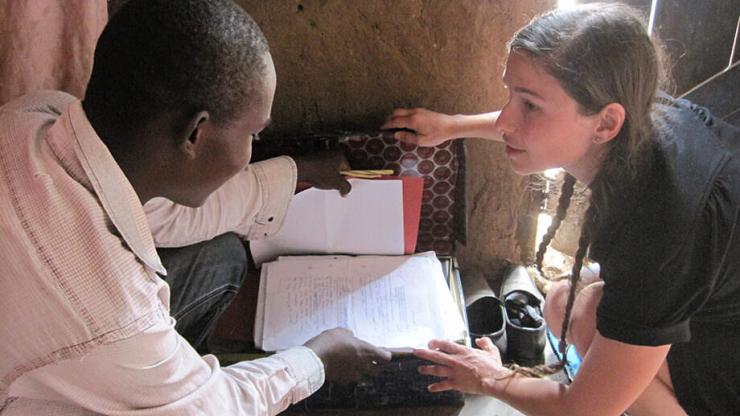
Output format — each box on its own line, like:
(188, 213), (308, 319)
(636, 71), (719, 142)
(340, 169), (395, 178)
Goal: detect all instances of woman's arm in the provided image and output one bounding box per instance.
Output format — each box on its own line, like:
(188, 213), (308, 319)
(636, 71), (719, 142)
(415, 334), (671, 416)
(381, 108), (502, 147)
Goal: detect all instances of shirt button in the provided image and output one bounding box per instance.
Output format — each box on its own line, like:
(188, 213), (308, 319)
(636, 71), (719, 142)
(268, 216), (274, 222)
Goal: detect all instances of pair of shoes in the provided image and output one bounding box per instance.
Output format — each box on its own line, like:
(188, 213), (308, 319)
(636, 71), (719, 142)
(463, 272), (507, 358)
(463, 266), (546, 367)
(500, 265), (546, 367)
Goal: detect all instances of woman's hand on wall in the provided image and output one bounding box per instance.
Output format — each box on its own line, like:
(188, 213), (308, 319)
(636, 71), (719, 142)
(381, 108), (458, 147)
(382, 108), (503, 147)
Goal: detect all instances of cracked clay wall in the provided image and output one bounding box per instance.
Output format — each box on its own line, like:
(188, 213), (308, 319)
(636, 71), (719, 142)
(236, 0), (556, 281)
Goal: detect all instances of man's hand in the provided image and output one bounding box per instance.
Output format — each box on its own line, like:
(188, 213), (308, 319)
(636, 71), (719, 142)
(293, 149), (352, 196)
(304, 328), (392, 384)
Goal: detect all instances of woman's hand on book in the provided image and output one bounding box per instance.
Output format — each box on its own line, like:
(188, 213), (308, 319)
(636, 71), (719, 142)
(304, 327), (392, 384)
(414, 337), (512, 396)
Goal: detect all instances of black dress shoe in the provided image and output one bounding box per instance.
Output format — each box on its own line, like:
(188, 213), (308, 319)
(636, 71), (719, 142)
(463, 272), (507, 359)
(501, 265), (546, 367)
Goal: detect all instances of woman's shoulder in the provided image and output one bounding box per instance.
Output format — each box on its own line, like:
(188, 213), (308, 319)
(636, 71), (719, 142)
(656, 97), (739, 159)
(596, 101), (739, 263)
(652, 99), (740, 210)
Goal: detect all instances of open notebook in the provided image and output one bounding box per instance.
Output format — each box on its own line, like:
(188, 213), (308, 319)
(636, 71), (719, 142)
(254, 252), (466, 351)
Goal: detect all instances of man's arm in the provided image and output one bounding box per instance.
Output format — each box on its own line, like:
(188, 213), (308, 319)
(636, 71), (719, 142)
(10, 320), (390, 415)
(144, 156), (297, 247)
(145, 150), (353, 248)
(9, 317), (322, 415)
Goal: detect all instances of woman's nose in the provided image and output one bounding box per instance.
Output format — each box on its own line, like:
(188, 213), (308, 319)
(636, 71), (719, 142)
(495, 102), (517, 135)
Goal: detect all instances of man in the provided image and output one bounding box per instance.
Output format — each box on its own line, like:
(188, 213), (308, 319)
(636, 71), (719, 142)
(0, 0), (390, 414)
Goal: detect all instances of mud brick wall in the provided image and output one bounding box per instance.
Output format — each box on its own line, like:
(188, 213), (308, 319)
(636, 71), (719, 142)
(237, 0), (555, 282)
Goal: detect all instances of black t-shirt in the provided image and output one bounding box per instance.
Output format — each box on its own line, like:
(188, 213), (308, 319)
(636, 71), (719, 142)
(590, 99), (740, 415)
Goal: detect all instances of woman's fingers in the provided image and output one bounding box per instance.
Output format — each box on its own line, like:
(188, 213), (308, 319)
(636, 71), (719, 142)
(381, 112), (414, 130)
(382, 108), (426, 131)
(476, 336), (497, 353)
(427, 380), (455, 393)
(413, 348), (460, 367)
(418, 364), (453, 378)
(390, 108), (415, 117)
(428, 339), (468, 355)
(382, 118), (417, 133)
(414, 339), (473, 366)
(380, 117), (401, 130)
(381, 107), (452, 148)
(394, 130), (419, 144)
(415, 340), (504, 396)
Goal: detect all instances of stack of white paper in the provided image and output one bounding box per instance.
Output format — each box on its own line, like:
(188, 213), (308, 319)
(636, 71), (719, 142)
(249, 179), (405, 266)
(254, 252), (466, 351)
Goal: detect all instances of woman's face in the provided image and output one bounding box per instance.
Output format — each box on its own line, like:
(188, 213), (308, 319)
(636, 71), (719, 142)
(495, 51), (604, 182)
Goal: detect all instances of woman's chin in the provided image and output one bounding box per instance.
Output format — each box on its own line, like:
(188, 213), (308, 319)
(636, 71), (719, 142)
(507, 161), (537, 176)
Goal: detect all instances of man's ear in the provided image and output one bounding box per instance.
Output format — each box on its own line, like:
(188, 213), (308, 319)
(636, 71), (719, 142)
(594, 103), (626, 144)
(179, 111), (210, 159)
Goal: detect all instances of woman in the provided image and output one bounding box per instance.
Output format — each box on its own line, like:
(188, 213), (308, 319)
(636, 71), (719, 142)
(381, 4), (739, 415)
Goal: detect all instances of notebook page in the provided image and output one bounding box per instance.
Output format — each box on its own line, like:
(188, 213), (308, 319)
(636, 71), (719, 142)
(258, 252), (466, 351)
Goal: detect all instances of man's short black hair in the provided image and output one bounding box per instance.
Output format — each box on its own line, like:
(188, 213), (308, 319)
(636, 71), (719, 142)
(85, 0), (269, 131)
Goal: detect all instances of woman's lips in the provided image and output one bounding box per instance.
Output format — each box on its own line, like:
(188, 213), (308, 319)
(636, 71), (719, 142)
(505, 144), (525, 157)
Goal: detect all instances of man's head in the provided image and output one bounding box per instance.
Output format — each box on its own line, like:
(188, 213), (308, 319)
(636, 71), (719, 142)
(84, 0), (275, 206)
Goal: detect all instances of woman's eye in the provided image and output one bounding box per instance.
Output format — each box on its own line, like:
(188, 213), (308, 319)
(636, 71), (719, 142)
(523, 100), (538, 112)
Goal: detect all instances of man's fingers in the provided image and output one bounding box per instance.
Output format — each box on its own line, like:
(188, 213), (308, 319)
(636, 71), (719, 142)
(334, 327), (353, 336)
(317, 175), (352, 196)
(337, 157), (352, 172)
(376, 347), (392, 363)
(337, 177), (351, 196)
(357, 343), (392, 376)
(361, 343), (392, 364)
(365, 359), (384, 377)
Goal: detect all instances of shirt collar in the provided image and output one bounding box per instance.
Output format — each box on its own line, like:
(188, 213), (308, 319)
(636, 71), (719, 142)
(64, 101), (167, 275)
